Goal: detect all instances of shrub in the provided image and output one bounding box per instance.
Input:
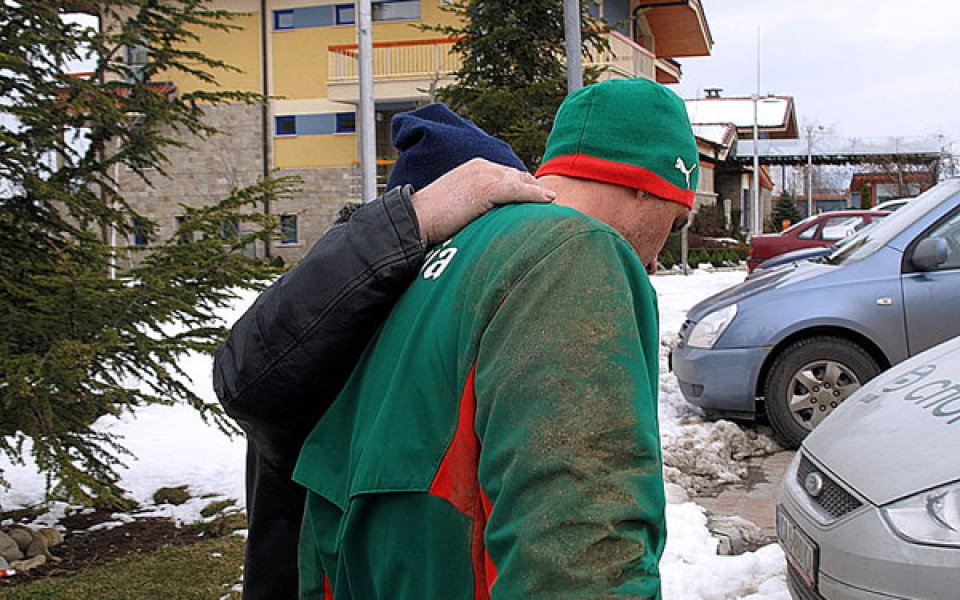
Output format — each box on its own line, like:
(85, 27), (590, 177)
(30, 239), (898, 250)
(687, 248), (708, 268)
(691, 203), (728, 237)
(660, 249), (676, 270)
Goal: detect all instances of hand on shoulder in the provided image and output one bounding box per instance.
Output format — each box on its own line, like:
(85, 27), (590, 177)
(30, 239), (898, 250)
(410, 158), (556, 244)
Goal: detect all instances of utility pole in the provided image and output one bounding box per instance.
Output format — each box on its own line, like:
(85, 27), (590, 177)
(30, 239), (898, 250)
(806, 125), (814, 216)
(563, 0), (582, 92)
(357, 0), (376, 202)
(751, 26), (762, 236)
(752, 92), (761, 236)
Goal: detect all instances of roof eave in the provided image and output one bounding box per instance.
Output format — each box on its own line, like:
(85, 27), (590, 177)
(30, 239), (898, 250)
(639, 0), (714, 58)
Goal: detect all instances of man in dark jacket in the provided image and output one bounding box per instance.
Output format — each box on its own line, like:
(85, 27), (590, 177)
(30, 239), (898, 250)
(212, 105), (552, 600)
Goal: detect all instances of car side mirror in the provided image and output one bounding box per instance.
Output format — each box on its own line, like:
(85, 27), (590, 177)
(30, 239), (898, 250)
(912, 238), (949, 271)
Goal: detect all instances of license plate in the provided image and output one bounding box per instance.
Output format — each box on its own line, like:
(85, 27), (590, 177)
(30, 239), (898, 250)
(777, 505), (819, 589)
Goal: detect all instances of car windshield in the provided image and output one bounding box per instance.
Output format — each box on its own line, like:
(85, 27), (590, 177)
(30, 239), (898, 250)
(821, 216), (869, 241)
(780, 213), (822, 235)
(826, 181), (960, 265)
(821, 221), (877, 252)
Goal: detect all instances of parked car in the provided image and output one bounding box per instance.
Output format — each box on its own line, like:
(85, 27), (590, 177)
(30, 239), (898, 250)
(873, 197), (912, 211)
(749, 221), (882, 275)
(778, 334), (960, 599)
(670, 178), (960, 447)
(746, 210), (889, 273)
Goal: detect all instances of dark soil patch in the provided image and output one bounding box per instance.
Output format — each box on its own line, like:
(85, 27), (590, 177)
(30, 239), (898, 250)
(1, 509), (239, 589)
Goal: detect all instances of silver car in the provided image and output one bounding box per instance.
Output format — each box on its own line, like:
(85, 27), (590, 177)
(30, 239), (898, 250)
(671, 178), (960, 446)
(778, 335), (960, 599)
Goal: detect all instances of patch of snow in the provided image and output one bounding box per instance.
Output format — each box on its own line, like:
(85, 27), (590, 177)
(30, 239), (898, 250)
(662, 503), (789, 600)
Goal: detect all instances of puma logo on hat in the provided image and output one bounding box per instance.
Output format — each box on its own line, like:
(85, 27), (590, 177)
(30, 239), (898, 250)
(674, 157), (697, 189)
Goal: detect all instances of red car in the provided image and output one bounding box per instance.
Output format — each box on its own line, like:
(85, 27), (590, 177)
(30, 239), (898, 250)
(747, 210), (890, 272)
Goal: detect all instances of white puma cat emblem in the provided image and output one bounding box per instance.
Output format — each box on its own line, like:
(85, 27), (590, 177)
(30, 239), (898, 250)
(675, 157), (697, 189)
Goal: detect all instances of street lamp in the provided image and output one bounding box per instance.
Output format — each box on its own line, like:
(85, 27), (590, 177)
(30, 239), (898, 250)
(805, 125), (824, 216)
(806, 127), (812, 216)
(751, 93), (779, 235)
(752, 92), (761, 236)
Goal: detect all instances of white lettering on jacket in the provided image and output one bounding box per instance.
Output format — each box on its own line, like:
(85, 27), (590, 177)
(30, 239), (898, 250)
(421, 240), (458, 280)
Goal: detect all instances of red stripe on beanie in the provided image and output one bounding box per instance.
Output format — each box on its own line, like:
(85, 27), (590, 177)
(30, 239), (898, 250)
(536, 154), (695, 209)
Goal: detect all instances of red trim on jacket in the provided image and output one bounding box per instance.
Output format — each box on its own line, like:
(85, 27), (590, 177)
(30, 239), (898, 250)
(535, 153), (695, 208)
(323, 574), (334, 600)
(429, 363), (496, 599)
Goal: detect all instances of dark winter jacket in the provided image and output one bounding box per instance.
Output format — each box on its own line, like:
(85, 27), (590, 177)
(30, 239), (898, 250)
(212, 186), (426, 600)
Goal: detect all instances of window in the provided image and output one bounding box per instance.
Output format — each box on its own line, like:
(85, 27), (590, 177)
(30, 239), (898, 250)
(335, 4), (355, 24)
(372, 0), (420, 21)
(335, 1), (419, 25)
(274, 6), (334, 30)
(276, 115), (297, 136)
(280, 215), (299, 245)
(175, 215), (191, 244)
(221, 217), (240, 241)
(125, 43), (149, 81)
(131, 217), (149, 247)
(336, 112), (356, 133)
(918, 210), (960, 270)
(274, 2), (419, 29)
(274, 9), (294, 30)
(821, 216), (864, 241)
(275, 113), (357, 137)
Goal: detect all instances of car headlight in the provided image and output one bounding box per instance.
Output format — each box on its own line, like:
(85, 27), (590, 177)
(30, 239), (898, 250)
(686, 304), (738, 349)
(883, 480), (960, 547)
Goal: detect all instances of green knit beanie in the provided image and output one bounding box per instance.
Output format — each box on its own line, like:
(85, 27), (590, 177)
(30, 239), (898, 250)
(536, 78), (698, 208)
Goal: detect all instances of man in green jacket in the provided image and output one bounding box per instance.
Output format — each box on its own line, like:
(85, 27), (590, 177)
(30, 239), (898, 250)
(295, 78), (697, 599)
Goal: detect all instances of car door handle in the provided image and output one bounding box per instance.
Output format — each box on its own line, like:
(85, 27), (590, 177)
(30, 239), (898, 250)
(876, 297), (893, 306)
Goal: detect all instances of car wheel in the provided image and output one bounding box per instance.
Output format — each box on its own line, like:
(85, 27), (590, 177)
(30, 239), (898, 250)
(764, 336), (880, 447)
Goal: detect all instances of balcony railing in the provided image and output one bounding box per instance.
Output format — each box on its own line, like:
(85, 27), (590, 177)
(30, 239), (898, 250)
(327, 31), (656, 86)
(587, 31), (655, 80)
(328, 38), (461, 82)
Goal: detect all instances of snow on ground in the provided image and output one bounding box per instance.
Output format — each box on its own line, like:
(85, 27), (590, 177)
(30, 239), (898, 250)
(0, 267), (789, 598)
(653, 269), (789, 599)
(656, 270), (783, 496)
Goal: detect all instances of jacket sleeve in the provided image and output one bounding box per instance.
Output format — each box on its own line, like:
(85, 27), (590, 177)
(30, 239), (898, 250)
(212, 185), (427, 452)
(474, 230), (665, 599)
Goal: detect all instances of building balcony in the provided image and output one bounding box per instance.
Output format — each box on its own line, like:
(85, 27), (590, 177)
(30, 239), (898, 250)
(326, 31), (659, 104)
(588, 31), (656, 81)
(655, 57), (682, 84)
(327, 38), (460, 103)
(636, 0), (713, 58)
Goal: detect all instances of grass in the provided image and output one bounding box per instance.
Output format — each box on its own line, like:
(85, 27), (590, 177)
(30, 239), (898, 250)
(0, 535), (245, 600)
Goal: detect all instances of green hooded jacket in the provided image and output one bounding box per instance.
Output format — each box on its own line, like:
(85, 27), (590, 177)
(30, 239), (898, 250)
(294, 202), (665, 599)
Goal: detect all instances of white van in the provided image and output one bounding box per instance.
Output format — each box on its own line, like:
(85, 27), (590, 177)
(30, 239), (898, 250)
(778, 335), (960, 599)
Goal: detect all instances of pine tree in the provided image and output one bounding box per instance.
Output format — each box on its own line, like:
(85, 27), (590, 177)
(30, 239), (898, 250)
(424, 0), (610, 169)
(0, 1), (293, 508)
(772, 192), (802, 231)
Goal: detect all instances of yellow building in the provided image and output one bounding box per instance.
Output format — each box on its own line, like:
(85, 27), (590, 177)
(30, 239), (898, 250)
(116, 0), (713, 263)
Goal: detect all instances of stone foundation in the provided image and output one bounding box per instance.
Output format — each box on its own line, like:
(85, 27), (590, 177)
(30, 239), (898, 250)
(118, 103), (362, 268)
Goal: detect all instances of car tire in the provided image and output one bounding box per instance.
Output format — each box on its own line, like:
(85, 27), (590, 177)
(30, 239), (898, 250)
(764, 336), (880, 448)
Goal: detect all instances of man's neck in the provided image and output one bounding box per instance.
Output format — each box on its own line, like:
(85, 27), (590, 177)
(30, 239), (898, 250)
(538, 175), (630, 225)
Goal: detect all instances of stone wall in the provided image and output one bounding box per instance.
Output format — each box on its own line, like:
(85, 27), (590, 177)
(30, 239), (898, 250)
(270, 165), (362, 265)
(117, 103), (359, 268)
